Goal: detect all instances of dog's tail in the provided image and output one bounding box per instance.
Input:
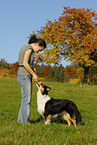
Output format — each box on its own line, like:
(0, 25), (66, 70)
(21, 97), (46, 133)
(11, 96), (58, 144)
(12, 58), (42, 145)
(76, 111), (84, 125)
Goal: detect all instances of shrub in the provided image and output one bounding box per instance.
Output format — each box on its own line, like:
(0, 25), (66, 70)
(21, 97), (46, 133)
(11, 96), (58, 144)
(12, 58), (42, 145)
(69, 78), (80, 84)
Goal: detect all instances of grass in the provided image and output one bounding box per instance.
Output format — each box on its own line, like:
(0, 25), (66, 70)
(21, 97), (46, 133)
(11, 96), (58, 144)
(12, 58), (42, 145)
(0, 77), (97, 145)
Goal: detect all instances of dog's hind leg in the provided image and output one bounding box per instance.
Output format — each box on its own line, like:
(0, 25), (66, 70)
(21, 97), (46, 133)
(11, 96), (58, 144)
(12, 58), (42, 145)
(62, 112), (71, 126)
(70, 117), (76, 127)
(44, 114), (51, 125)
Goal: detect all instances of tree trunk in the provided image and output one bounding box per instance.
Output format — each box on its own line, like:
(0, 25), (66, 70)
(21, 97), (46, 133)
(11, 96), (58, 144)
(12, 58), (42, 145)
(83, 66), (90, 84)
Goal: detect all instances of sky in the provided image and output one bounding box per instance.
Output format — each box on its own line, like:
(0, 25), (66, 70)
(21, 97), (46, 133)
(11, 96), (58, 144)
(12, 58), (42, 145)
(0, 0), (97, 67)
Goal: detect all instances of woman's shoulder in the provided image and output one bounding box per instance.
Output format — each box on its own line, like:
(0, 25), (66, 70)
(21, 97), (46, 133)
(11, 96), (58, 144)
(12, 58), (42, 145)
(21, 44), (33, 52)
(23, 44), (32, 49)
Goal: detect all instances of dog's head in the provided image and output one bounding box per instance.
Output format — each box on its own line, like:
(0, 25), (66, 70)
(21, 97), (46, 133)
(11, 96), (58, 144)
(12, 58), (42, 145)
(36, 82), (51, 95)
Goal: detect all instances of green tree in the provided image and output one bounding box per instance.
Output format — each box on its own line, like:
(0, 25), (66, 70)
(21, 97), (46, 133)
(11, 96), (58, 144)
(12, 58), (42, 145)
(48, 65), (64, 82)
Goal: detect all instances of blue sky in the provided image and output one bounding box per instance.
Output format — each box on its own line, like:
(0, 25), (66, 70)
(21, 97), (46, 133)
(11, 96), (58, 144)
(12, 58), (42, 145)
(0, 0), (97, 67)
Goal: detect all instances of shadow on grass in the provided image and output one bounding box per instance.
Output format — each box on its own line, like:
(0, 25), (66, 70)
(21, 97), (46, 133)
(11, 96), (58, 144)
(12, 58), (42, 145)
(30, 116), (43, 123)
(30, 116), (85, 126)
(30, 116), (68, 125)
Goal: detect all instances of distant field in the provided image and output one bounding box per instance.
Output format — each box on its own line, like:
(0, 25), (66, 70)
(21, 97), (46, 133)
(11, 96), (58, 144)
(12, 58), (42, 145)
(0, 77), (97, 145)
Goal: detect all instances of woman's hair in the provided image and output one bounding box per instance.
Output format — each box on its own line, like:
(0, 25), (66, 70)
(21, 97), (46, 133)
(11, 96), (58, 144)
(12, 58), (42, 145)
(28, 35), (46, 48)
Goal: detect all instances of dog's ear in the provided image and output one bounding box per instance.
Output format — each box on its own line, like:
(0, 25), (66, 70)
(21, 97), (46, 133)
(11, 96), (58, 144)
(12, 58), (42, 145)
(46, 87), (51, 91)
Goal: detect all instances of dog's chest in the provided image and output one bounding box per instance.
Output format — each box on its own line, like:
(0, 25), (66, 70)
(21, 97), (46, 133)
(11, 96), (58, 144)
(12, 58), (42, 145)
(37, 91), (50, 114)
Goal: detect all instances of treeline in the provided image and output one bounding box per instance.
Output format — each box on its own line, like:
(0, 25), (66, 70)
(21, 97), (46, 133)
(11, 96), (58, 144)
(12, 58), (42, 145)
(0, 58), (97, 84)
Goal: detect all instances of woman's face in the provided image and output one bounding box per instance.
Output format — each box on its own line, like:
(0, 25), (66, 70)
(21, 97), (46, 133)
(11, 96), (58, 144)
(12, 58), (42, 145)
(36, 43), (44, 53)
(38, 46), (44, 52)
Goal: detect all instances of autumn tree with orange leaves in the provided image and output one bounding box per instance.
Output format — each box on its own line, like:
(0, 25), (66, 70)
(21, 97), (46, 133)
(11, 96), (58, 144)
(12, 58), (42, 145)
(30, 7), (97, 83)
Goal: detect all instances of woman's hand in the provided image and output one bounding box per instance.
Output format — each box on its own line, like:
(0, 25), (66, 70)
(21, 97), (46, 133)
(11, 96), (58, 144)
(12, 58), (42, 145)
(33, 68), (36, 72)
(33, 73), (38, 84)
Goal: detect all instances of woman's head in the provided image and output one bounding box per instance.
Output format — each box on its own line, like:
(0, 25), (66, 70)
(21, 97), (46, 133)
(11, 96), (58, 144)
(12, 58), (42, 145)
(28, 35), (46, 49)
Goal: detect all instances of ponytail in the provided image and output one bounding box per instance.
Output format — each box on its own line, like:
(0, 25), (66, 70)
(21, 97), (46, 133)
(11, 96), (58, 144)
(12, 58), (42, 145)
(28, 35), (37, 44)
(28, 35), (46, 48)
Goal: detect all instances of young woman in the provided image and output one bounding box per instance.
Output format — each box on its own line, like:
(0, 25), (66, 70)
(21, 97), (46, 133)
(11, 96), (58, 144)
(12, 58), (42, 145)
(17, 35), (46, 124)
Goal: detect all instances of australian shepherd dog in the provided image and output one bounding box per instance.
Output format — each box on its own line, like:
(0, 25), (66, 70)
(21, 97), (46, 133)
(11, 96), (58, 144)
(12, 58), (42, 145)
(37, 82), (83, 127)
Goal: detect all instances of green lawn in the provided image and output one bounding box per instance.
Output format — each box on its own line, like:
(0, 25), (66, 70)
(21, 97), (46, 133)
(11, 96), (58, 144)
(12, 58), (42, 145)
(0, 77), (97, 145)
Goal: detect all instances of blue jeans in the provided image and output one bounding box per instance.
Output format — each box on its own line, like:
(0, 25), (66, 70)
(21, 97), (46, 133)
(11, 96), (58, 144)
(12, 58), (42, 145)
(17, 75), (32, 123)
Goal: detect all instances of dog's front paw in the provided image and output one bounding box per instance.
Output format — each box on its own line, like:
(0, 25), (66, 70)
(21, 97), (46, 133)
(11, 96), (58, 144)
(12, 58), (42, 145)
(45, 120), (51, 125)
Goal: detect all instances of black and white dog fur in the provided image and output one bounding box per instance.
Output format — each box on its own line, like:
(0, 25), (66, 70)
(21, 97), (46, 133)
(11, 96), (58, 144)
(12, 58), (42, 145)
(37, 82), (82, 127)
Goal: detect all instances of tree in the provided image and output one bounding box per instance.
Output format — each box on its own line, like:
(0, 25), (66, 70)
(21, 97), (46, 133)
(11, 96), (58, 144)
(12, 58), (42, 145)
(48, 64), (64, 82)
(0, 58), (10, 69)
(58, 64), (64, 82)
(39, 65), (51, 79)
(10, 62), (19, 76)
(48, 67), (55, 81)
(64, 65), (76, 82)
(31, 7), (97, 83)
